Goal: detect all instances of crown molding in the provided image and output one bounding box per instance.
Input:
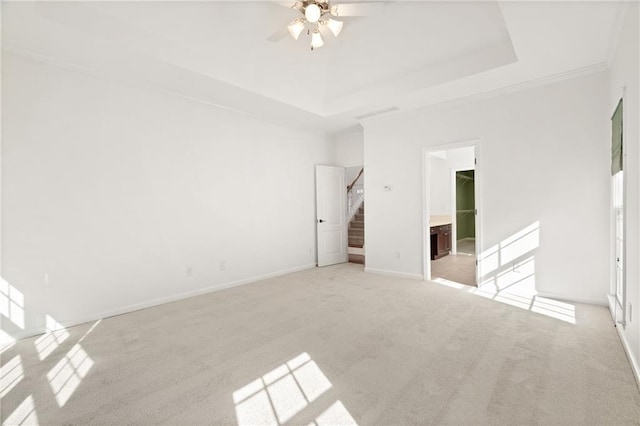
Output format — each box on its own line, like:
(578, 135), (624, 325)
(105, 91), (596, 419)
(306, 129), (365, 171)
(388, 62), (609, 120)
(0, 45), (611, 136)
(0, 45), (246, 116)
(0, 45), (342, 136)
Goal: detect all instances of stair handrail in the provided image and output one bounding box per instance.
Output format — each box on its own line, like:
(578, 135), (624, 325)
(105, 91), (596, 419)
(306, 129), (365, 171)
(347, 167), (364, 194)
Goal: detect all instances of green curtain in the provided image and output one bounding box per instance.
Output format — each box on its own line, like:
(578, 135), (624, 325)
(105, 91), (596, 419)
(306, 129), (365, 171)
(612, 99), (623, 175)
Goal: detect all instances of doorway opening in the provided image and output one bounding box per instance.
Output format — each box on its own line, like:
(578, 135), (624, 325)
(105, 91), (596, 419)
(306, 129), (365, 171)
(455, 169), (476, 256)
(424, 143), (480, 287)
(610, 97), (626, 326)
(346, 166), (365, 265)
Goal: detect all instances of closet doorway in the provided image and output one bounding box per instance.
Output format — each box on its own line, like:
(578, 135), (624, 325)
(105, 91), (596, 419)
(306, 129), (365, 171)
(454, 170), (476, 257)
(424, 143), (480, 287)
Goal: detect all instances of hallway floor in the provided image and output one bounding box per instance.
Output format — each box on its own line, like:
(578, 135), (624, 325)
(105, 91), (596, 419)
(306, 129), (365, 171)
(431, 238), (476, 286)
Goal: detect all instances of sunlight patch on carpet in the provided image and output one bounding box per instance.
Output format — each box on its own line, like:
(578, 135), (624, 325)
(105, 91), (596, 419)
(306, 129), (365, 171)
(47, 344), (94, 407)
(2, 395), (38, 426)
(0, 355), (24, 398)
(234, 352), (356, 425)
(35, 315), (70, 361)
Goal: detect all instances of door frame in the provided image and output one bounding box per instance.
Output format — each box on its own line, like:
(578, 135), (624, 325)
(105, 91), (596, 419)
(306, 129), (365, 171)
(609, 93), (627, 327)
(422, 139), (483, 284)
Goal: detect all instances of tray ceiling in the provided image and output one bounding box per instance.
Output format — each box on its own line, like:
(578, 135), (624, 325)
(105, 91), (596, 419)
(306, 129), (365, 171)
(1, 1), (622, 134)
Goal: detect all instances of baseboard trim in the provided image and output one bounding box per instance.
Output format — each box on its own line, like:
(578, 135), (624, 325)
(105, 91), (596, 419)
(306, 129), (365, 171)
(364, 267), (423, 280)
(616, 324), (640, 391)
(535, 291), (607, 307)
(12, 263), (317, 341)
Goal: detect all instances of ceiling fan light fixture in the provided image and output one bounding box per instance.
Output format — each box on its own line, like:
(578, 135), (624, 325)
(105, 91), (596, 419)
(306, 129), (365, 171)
(310, 30), (324, 50)
(287, 19), (305, 40)
(272, 0), (349, 50)
(325, 18), (343, 37)
(305, 3), (322, 23)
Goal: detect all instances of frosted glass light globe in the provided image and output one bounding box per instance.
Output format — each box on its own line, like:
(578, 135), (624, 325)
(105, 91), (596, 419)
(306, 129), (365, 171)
(305, 3), (322, 23)
(311, 31), (324, 49)
(326, 18), (343, 37)
(287, 20), (305, 40)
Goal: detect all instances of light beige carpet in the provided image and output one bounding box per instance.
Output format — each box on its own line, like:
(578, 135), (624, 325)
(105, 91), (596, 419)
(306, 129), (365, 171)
(1, 263), (639, 425)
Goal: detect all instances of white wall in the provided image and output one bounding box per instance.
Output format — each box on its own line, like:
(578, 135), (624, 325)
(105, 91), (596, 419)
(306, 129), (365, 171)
(1, 54), (334, 341)
(447, 147), (475, 171)
(428, 146), (476, 217)
(335, 127), (364, 168)
(608, 2), (640, 380)
(428, 155), (451, 216)
(363, 72), (610, 303)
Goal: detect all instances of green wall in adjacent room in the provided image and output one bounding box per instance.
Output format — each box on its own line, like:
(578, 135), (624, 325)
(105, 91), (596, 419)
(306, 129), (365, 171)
(456, 170), (475, 240)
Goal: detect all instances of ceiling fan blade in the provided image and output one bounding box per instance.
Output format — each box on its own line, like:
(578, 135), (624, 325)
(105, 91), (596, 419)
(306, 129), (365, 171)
(268, 27), (290, 42)
(270, 1), (304, 12)
(333, 2), (383, 17)
(270, 1), (293, 7)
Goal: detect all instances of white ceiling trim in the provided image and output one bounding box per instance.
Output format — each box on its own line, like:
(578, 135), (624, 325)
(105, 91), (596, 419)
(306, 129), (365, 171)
(327, 40), (517, 117)
(1, 45), (341, 135)
(0, 45), (244, 116)
(359, 62), (609, 123)
(2, 1), (623, 135)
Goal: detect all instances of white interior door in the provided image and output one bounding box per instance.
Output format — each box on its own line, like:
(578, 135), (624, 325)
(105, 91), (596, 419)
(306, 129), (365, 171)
(316, 165), (347, 267)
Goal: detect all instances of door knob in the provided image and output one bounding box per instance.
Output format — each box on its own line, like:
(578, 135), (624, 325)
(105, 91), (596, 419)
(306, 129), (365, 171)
(318, 219), (326, 223)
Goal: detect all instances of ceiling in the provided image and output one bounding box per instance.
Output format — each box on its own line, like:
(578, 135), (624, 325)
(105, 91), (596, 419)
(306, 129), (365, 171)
(1, 1), (623, 135)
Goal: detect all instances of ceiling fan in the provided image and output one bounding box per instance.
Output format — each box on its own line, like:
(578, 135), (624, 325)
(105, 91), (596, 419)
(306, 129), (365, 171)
(268, 0), (382, 50)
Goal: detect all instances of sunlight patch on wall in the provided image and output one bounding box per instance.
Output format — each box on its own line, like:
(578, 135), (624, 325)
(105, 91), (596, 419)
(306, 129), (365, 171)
(312, 400), (358, 426)
(233, 352), (334, 426)
(0, 330), (16, 355)
(479, 244), (500, 276)
(2, 394), (39, 426)
(433, 220), (575, 324)
(480, 257), (536, 294)
(479, 222), (540, 278)
(499, 222), (540, 266)
(0, 355), (24, 398)
(0, 278), (25, 329)
(35, 315), (70, 361)
(46, 344), (94, 407)
(497, 257), (535, 291)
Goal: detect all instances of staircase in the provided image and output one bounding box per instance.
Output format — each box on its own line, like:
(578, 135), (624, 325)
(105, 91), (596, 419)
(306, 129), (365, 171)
(348, 203), (365, 264)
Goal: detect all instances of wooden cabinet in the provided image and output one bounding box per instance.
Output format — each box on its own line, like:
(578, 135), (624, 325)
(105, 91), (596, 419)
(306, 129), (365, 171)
(443, 226), (452, 251)
(430, 224), (451, 260)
